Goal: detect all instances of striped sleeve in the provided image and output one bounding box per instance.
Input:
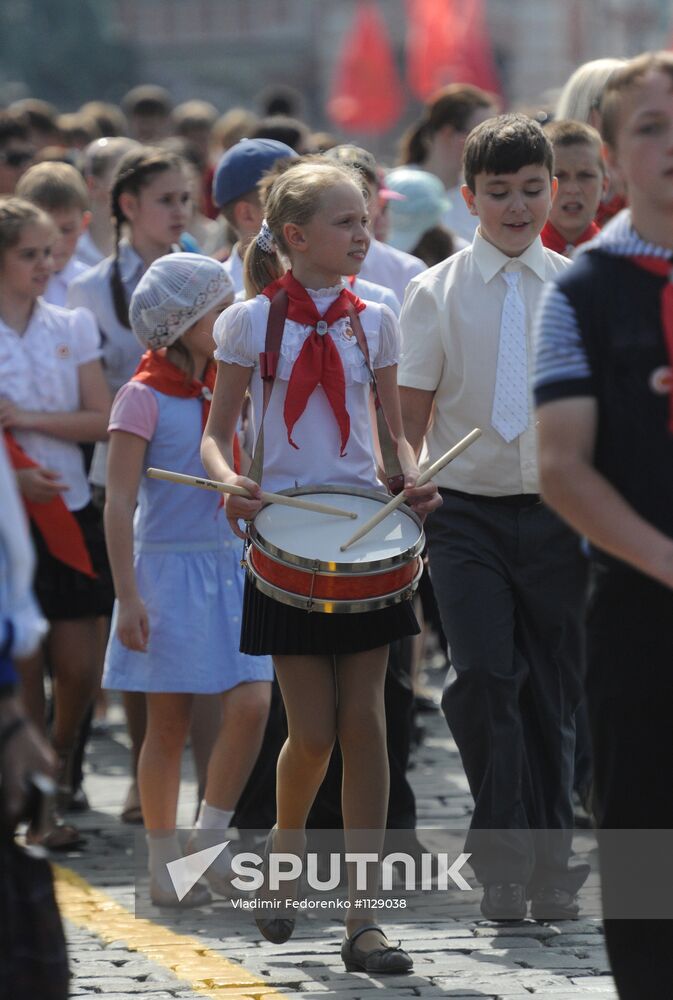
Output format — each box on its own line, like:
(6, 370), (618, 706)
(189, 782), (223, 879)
(533, 281), (595, 405)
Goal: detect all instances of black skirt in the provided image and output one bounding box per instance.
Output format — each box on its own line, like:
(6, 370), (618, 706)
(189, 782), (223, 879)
(31, 502), (114, 621)
(240, 574), (420, 656)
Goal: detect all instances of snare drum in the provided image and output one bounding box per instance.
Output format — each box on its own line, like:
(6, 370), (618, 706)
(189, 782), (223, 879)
(245, 486), (425, 613)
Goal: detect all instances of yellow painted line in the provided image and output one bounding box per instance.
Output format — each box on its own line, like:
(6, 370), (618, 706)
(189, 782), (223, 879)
(53, 864), (285, 999)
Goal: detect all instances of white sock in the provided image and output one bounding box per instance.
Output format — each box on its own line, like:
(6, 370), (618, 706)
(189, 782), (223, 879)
(194, 803), (234, 874)
(196, 802), (234, 831)
(147, 831), (181, 892)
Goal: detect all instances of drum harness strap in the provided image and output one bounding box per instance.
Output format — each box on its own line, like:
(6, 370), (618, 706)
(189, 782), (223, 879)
(248, 289), (405, 496)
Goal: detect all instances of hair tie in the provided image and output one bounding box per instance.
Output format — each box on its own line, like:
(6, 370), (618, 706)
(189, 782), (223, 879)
(256, 219), (276, 255)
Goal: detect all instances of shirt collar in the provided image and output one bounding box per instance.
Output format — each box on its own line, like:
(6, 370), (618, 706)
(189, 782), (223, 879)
(578, 208), (673, 262)
(117, 239), (145, 284)
(472, 228), (548, 283)
(0, 298), (52, 338)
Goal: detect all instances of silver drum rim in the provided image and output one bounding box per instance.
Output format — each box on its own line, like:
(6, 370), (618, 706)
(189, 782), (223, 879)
(247, 484), (425, 575)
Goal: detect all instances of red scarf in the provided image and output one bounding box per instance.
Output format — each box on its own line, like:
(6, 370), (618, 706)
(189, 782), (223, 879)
(541, 220), (601, 257)
(4, 431), (96, 578)
(628, 256), (673, 433)
(262, 271), (366, 455)
(595, 194), (627, 229)
(132, 349), (240, 469)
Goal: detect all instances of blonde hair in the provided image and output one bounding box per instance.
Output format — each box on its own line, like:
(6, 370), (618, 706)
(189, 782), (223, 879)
(0, 196), (53, 257)
(15, 161), (90, 213)
(555, 58), (626, 127)
(243, 158), (364, 298)
(601, 51), (673, 150)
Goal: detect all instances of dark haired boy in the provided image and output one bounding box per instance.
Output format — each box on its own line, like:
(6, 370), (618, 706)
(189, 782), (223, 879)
(535, 51), (673, 996)
(399, 113), (588, 920)
(542, 120), (607, 256)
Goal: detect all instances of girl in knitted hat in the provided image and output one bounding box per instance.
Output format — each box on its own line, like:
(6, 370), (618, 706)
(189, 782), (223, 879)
(103, 252), (272, 907)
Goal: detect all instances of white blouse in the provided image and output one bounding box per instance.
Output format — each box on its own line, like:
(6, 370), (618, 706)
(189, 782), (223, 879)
(0, 300), (101, 511)
(214, 284), (400, 494)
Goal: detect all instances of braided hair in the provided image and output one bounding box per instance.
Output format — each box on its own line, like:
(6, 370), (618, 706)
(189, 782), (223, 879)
(109, 146), (186, 328)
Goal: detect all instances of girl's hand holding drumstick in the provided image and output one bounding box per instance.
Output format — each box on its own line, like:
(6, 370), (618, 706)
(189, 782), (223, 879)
(224, 475), (264, 540)
(341, 428), (482, 551)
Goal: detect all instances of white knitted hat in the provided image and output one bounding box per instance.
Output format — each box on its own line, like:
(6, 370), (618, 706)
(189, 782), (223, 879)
(130, 252), (234, 350)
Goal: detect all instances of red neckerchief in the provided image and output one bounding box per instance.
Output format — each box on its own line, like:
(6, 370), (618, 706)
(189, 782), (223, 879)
(261, 271), (366, 455)
(595, 194), (627, 228)
(132, 349), (240, 470)
(541, 220), (601, 257)
(627, 255), (673, 433)
(4, 431), (96, 578)
(132, 349), (215, 428)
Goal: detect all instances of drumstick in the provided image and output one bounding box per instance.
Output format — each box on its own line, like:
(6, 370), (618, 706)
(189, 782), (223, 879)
(340, 427), (482, 551)
(146, 468), (357, 518)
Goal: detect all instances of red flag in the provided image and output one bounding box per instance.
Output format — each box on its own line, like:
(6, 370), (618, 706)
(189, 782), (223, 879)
(406, 0), (501, 100)
(327, 1), (405, 134)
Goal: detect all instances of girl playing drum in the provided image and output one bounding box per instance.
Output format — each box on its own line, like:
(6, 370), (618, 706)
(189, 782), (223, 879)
(201, 158), (441, 974)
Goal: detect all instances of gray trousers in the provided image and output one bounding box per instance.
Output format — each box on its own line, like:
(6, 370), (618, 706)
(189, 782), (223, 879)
(426, 490), (588, 890)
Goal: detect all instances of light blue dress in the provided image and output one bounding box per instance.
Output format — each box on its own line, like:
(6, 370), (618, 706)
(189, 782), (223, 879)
(103, 389), (273, 693)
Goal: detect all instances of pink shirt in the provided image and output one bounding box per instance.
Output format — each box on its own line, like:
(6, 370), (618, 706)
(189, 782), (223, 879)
(109, 381), (158, 440)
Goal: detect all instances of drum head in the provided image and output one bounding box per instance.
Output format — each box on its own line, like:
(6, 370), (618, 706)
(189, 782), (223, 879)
(250, 488), (424, 573)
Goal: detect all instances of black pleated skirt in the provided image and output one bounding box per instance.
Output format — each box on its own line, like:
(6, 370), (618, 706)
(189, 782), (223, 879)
(240, 574), (420, 656)
(31, 502), (115, 621)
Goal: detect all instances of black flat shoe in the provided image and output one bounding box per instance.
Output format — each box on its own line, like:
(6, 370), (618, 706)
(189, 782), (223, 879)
(530, 886), (580, 921)
(480, 882), (527, 920)
(341, 924), (413, 974)
(255, 826), (296, 944)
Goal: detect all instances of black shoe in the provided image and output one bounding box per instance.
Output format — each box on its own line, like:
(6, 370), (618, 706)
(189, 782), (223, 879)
(65, 785), (90, 813)
(341, 924), (413, 974)
(480, 882), (527, 920)
(254, 826), (296, 944)
(530, 886), (580, 921)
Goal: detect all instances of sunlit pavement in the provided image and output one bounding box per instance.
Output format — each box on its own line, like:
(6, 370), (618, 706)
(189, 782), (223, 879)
(54, 658), (616, 1000)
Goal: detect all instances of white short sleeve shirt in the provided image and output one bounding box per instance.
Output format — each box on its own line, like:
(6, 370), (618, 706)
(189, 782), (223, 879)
(0, 301), (101, 510)
(398, 230), (571, 495)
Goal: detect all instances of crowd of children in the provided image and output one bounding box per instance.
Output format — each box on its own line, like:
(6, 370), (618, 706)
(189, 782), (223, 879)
(1, 54), (671, 993)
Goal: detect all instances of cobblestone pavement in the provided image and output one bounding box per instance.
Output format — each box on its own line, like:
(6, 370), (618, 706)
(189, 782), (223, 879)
(52, 657), (617, 1000)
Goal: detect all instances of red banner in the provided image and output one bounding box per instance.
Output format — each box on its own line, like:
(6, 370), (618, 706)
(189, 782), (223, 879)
(327, 1), (405, 133)
(406, 0), (500, 100)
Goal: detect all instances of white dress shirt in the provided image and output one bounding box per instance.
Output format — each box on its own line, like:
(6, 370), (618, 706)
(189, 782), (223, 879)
(75, 230), (106, 269)
(222, 243), (245, 296)
(358, 238), (426, 305)
(398, 229), (570, 495)
(43, 256), (89, 308)
(67, 240), (145, 395)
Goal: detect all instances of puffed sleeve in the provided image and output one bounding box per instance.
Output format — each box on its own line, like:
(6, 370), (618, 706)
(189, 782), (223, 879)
(213, 300), (257, 367)
(70, 306), (102, 365)
(108, 382), (159, 441)
(373, 303), (401, 369)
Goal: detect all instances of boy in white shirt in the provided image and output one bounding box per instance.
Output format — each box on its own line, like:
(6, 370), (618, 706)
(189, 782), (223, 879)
(399, 114), (588, 921)
(16, 162), (92, 307)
